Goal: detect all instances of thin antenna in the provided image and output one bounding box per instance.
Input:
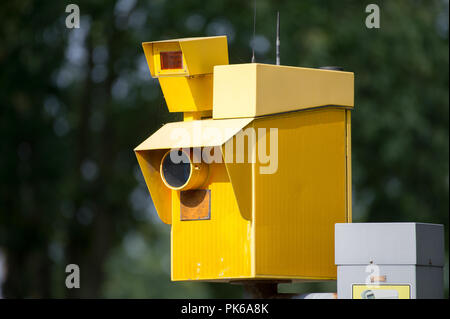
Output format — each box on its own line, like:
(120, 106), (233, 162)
(251, 0), (256, 63)
(276, 11), (280, 65)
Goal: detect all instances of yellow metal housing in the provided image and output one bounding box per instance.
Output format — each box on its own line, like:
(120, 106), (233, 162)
(134, 118), (253, 224)
(136, 36), (354, 282)
(248, 108), (350, 279)
(135, 108), (352, 281)
(142, 36), (229, 113)
(213, 63), (354, 119)
(160, 149), (209, 191)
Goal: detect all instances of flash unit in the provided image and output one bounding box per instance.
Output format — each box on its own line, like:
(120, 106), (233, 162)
(160, 51), (183, 70)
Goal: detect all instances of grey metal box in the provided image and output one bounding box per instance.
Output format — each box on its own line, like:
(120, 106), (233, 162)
(335, 223), (444, 299)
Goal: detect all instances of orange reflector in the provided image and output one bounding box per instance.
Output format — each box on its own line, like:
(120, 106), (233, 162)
(160, 51), (183, 70)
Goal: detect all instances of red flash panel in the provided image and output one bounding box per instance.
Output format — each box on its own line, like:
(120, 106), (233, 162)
(160, 51), (183, 70)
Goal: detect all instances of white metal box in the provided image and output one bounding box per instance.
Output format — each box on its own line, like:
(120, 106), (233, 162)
(335, 223), (444, 299)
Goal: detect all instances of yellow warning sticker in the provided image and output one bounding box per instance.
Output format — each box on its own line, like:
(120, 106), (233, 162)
(352, 285), (411, 299)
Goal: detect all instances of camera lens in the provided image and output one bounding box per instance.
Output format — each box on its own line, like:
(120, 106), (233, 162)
(160, 149), (209, 190)
(161, 150), (191, 189)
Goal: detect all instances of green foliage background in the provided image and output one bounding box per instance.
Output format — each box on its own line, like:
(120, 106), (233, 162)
(0, 0), (448, 298)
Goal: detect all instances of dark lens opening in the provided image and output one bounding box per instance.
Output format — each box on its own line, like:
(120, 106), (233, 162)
(161, 150), (191, 188)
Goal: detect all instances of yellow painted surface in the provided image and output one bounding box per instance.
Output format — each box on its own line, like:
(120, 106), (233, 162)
(159, 75), (213, 112)
(134, 118), (253, 151)
(151, 41), (189, 77)
(136, 36), (355, 281)
(352, 285), (411, 299)
(252, 108), (349, 279)
(135, 108), (351, 280)
(213, 63), (354, 119)
(178, 36), (228, 76)
(184, 111), (212, 121)
(171, 163), (252, 281)
(142, 36), (228, 77)
(135, 149), (172, 224)
(134, 118), (253, 225)
(142, 36), (228, 113)
(213, 64), (258, 118)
